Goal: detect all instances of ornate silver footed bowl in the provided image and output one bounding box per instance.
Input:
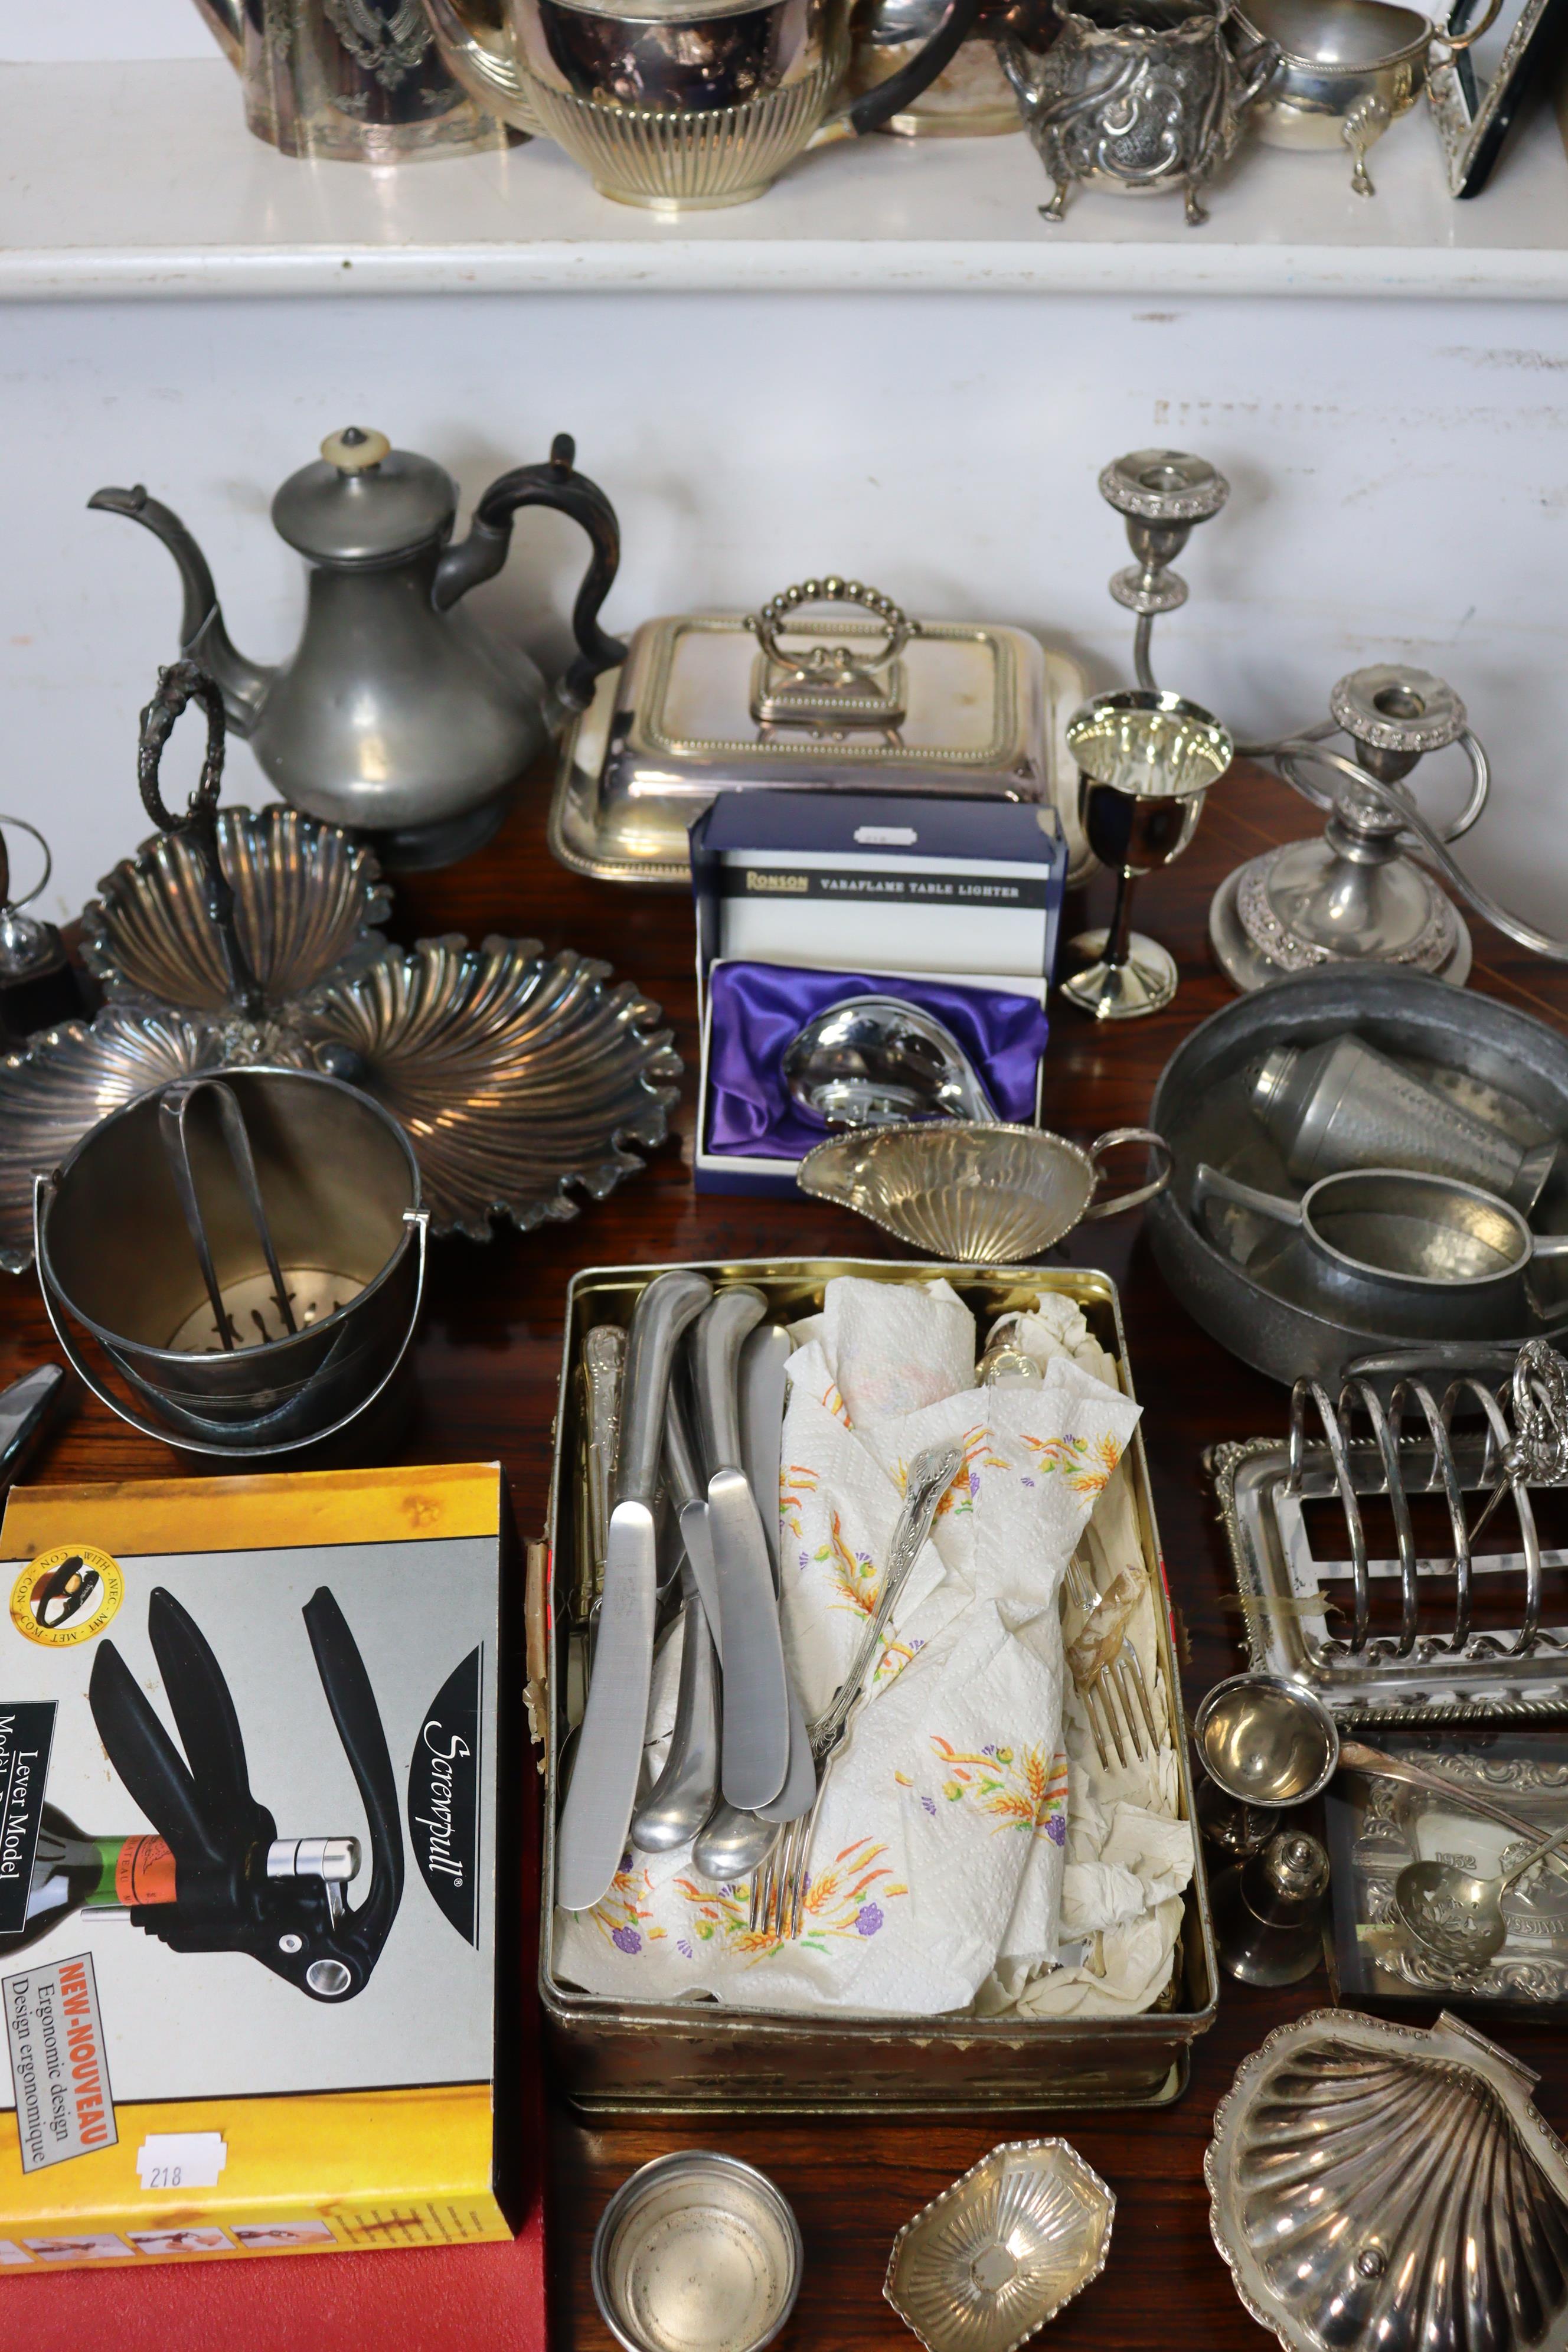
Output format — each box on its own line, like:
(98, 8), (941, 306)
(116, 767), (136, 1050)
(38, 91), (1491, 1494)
(1001, 0), (1278, 224)
(81, 803), (391, 1016)
(1237, 0), (1500, 195)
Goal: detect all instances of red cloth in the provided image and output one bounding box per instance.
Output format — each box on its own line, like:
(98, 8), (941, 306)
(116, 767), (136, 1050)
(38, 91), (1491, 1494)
(4, 2216), (547, 2352)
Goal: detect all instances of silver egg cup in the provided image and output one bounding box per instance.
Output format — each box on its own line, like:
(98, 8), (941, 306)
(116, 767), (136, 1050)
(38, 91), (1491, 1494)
(1060, 688), (1234, 1021)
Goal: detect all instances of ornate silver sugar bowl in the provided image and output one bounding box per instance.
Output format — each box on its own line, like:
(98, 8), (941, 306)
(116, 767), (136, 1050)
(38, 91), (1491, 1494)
(1000, 0), (1278, 224)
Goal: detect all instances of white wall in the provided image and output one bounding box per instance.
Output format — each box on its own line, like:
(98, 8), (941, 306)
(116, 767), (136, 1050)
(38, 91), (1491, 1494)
(0, 3), (209, 60)
(1, 286), (1564, 939)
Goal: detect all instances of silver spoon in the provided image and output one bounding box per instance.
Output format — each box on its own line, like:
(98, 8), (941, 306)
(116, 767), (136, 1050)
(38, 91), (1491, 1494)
(1394, 1817), (1568, 1972)
(782, 995), (998, 1130)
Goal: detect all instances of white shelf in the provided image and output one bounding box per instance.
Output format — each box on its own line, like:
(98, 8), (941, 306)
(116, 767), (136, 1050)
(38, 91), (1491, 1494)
(2, 56), (1567, 299)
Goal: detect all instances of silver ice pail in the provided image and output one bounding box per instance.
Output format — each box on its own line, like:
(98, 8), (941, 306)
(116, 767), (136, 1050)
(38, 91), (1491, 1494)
(35, 1069), (426, 1459)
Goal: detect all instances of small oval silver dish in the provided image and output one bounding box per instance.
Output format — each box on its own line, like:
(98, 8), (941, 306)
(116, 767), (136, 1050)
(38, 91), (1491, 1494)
(592, 2151), (803, 2352)
(884, 2139), (1114, 2352)
(1194, 1672), (1340, 1807)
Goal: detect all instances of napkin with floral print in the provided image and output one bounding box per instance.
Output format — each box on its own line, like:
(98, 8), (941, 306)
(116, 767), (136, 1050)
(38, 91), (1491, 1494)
(553, 1277), (1142, 2017)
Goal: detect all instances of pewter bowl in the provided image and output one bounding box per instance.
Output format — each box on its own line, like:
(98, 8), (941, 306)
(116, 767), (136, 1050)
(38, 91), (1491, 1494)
(884, 2138), (1114, 2352)
(797, 1120), (1168, 1264)
(1148, 969), (1568, 1385)
(1207, 2008), (1568, 2352)
(299, 935), (682, 1239)
(81, 805), (390, 1014)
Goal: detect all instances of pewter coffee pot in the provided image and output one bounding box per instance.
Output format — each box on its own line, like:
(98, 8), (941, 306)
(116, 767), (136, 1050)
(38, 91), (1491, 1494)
(91, 426), (625, 871)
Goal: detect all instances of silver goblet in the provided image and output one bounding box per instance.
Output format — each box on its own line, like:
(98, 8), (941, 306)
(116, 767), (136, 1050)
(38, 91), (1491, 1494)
(1060, 688), (1233, 1020)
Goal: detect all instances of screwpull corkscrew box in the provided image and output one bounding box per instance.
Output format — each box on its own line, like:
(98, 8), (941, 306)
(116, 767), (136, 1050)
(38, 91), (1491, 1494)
(0, 1462), (518, 2274)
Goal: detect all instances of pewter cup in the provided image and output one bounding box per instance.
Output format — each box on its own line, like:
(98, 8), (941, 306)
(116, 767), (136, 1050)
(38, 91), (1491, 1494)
(1252, 1034), (1561, 1213)
(422, 0), (982, 206)
(1234, 0), (1501, 194)
(1000, 0), (1278, 224)
(192, 0), (506, 160)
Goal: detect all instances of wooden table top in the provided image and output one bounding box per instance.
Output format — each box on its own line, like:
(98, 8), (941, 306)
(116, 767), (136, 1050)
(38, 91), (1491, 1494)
(9, 756), (1568, 2350)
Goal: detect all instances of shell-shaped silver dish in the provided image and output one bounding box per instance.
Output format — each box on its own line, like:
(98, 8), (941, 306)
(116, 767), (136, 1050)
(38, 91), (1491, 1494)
(299, 935), (682, 1239)
(798, 1122), (1099, 1265)
(0, 1007), (267, 1272)
(884, 2139), (1115, 2352)
(1207, 2008), (1568, 2352)
(81, 805), (390, 1014)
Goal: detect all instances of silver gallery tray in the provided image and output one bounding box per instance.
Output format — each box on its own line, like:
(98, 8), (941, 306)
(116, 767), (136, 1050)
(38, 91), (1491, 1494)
(535, 1255), (1216, 2116)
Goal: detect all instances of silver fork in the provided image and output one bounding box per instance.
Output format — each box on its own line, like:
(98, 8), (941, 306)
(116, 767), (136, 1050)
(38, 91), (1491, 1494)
(750, 1439), (962, 1940)
(1064, 1553), (1159, 1769)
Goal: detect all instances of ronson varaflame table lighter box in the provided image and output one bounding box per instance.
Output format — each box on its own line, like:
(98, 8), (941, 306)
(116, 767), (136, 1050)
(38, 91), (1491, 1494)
(0, 1462), (517, 2275)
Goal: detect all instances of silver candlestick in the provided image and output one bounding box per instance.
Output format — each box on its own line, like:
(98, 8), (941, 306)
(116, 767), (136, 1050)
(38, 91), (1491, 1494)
(1099, 449), (1230, 692)
(1210, 662), (1486, 990)
(1092, 443), (1568, 989)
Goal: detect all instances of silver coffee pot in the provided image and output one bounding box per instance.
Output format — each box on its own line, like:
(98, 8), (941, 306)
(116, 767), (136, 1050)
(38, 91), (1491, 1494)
(91, 426), (625, 871)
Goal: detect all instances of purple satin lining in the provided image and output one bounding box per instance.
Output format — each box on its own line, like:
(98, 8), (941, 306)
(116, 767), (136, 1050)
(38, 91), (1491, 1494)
(706, 961), (1049, 1161)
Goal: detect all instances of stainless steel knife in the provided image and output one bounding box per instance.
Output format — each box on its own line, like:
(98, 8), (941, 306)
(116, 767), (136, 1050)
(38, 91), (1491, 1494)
(557, 1267), (712, 1912)
(692, 1288), (790, 1813)
(664, 1368), (725, 1652)
(740, 1322), (816, 1827)
(666, 1356), (779, 1880)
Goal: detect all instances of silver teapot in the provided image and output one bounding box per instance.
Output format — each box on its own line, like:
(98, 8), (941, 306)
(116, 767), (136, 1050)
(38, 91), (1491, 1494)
(1001, 0), (1278, 223)
(91, 426), (624, 870)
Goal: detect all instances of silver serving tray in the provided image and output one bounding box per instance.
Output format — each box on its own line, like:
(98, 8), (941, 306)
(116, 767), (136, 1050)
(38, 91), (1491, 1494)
(537, 1255), (1217, 2116)
(549, 612), (1092, 887)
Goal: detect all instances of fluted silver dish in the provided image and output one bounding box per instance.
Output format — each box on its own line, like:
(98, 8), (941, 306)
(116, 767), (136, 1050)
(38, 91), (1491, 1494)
(0, 936), (681, 1268)
(299, 935), (682, 1239)
(81, 805), (391, 1015)
(0, 1007), (256, 1272)
(884, 2139), (1115, 2352)
(1207, 2008), (1568, 2352)
(797, 1120), (1170, 1263)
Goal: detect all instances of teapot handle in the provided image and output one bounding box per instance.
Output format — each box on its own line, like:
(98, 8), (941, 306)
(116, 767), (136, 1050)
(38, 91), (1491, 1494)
(836, 0), (986, 136)
(432, 433), (627, 719)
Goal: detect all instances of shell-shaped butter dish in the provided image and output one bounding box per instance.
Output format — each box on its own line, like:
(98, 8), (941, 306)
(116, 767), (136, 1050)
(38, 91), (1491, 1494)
(1207, 2008), (1568, 2352)
(81, 804), (389, 1014)
(884, 2138), (1115, 2352)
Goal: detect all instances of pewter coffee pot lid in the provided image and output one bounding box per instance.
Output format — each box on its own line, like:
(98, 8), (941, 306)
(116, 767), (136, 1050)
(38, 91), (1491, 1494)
(271, 427), (459, 567)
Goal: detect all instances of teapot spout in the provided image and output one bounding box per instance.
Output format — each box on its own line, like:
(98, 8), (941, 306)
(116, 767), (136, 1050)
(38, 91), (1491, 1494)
(88, 485), (273, 737)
